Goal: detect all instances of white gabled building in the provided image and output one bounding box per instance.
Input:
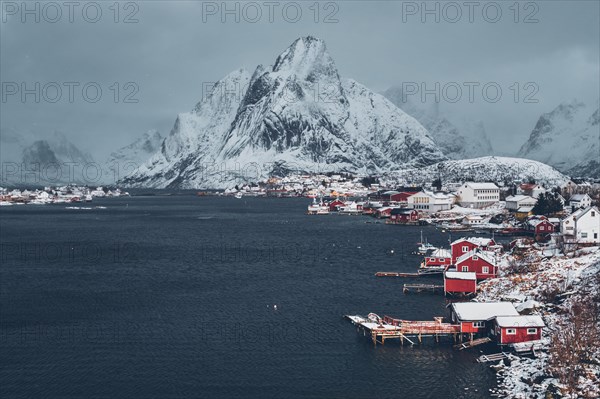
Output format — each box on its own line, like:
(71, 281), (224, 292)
(407, 191), (453, 213)
(505, 195), (537, 211)
(457, 182), (500, 209)
(560, 206), (600, 244)
(568, 194), (592, 210)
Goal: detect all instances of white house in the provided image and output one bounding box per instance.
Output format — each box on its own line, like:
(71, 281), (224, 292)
(457, 182), (500, 209)
(407, 191), (453, 213)
(560, 206), (600, 244)
(517, 183), (546, 198)
(569, 194), (592, 210)
(505, 195), (537, 211)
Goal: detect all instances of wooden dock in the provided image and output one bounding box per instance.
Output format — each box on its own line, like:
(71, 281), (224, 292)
(477, 352), (511, 363)
(345, 314), (461, 346)
(403, 284), (443, 294)
(454, 337), (492, 350)
(375, 272), (421, 277)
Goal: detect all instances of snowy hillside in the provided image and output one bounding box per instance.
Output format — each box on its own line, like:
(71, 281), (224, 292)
(382, 87), (494, 160)
(122, 36), (446, 189)
(385, 156), (569, 187)
(518, 100), (599, 178)
(104, 130), (163, 183)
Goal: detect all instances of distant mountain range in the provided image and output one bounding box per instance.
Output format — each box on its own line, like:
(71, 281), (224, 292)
(121, 36), (446, 189)
(382, 87), (494, 160)
(518, 100), (599, 179)
(2, 38), (596, 188)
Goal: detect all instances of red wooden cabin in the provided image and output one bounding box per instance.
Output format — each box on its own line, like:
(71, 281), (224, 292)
(389, 208), (419, 224)
(455, 249), (498, 279)
(423, 248), (452, 268)
(444, 271), (477, 296)
(451, 302), (519, 336)
(328, 199), (345, 212)
(375, 207), (394, 219)
(493, 315), (544, 345)
(450, 237), (496, 264)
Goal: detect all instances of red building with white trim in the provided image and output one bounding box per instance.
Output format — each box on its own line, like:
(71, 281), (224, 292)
(444, 271), (477, 296)
(450, 237), (496, 264)
(493, 315), (544, 344)
(455, 249), (498, 279)
(450, 302), (519, 336)
(389, 208), (419, 224)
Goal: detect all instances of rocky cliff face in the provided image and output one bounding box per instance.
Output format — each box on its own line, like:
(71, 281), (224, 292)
(122, 36), (446, 189)
(518, 100), (599, 178)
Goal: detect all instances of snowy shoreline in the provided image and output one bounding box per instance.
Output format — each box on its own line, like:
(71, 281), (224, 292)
(476, 246), (600, 398)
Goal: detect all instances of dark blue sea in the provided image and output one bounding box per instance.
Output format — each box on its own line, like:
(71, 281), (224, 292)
(1, 195), (496, 398)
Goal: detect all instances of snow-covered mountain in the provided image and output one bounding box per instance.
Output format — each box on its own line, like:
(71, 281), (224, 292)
(382, 87), (493, 160)
(0, 128), (94, 185)
(518, 100), (599, 178)
(386, 156), (569, 187)
(104, 129), (163, 183)
(122, 36), (446, 189)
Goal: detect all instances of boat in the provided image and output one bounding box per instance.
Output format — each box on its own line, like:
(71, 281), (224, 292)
(417, 231), (436, 254)
(234, 192), (243, 199)
(85, 194), (93, 202)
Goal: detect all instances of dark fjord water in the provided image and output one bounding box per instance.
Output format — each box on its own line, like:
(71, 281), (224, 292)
(1, 196), (495, 398)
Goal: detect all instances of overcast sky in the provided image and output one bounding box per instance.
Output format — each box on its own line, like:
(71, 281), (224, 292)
(1, 0), (599, 158)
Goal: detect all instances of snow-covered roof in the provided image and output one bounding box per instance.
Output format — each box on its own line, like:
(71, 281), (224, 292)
(445, 271), (476, 280)
(495, 315), (545, 328)
(451, 302), (518, 321)
(451, 237), (494, 247)
(456, 249), (497, 266)
(430, 248), (451, 258)
(464, 182), (498, 190)
(569, 194), (589, 201)
(506, 195), (535, 202)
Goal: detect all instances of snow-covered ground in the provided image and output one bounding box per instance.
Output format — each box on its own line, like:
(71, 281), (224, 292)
(477, 246), (600, 398)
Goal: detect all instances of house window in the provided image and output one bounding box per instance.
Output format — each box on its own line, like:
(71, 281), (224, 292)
(506, 328), (516, 335)
(582, 233), (588, 238)
(527, 328), (537, 335)
(462, 266), (469, 272)
(482, 266), (489, 274)
(539, 226), (545, 231)
(473, 255), (478, 260)
(473, 321), (485, 328)
(462, 246), (469, 252)
(592, 211), (596, 217)
(595, 233), (598, 239)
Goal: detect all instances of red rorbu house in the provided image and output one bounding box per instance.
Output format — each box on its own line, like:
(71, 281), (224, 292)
(526, 217), (555, 240)
(493, 315), (544, 345)
(375, 207), (394, 219)
(444, 271), (477, 296)
(455, 249), (498, 280)
(450, 237), (496, 264)
(328, 199), (345, 212)
(388, 208), (419, 224)
(450, 302), (519, 339)
(422, 248), (452, 269)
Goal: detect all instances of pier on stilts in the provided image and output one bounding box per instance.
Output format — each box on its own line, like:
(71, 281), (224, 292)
(345, 314), (461, 346)
(403, 283), (443, 294)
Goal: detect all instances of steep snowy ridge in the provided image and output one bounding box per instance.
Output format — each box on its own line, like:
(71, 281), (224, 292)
(104, 129), (164, 183)
(518, 100), (599, 178)
(386, 156), (569, 186)
(382, 87), (494, 160)
(122, 36), (446, 189)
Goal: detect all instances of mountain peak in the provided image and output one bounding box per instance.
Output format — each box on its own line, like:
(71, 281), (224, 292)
(272, 36), (337, 80)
